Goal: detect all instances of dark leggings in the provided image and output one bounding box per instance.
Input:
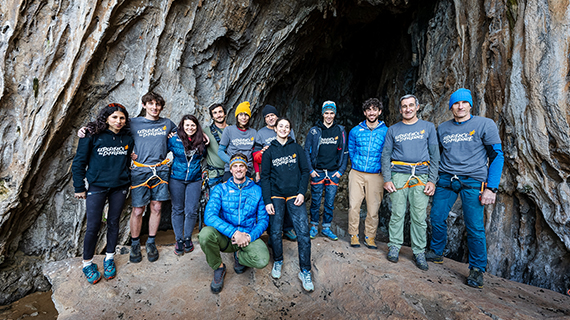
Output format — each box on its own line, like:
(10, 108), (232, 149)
(83, 185), (129, 260)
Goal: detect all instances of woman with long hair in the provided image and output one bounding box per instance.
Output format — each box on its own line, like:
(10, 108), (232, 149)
(168, 114), (209, 255)
(260, 117), (314, 292)
(72, 103), (134, 284)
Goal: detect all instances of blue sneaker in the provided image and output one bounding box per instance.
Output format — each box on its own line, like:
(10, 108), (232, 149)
(298, 269), (314, 292)
(321, 228), (338, 241)
(103, 258), (116, 280)
(283, 230), (297, 241)
(83, 263), (102, 284)
(271, 260), (283, 279)
(309, 226), (318, 239)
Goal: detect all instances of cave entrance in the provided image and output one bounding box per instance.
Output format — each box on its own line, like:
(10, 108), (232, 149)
(260, 1), (437, 136)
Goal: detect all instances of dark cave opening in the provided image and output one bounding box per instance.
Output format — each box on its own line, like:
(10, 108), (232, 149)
(258, 1), (437, 136)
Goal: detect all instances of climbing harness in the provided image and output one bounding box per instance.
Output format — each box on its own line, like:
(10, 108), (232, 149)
(391, 161), (429, 190)
(130, 159), (170, 190)
(271, 195), (298, 201)
(310, 169), (338, 186)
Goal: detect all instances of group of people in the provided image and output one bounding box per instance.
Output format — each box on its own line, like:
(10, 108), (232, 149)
(71, 88), (503, 293)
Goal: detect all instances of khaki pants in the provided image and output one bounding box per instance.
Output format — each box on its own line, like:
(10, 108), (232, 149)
(348, 169), (384, 238)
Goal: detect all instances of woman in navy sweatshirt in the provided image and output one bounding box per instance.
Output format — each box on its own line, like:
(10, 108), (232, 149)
(168, 115), (209, 255)
(72, 103), (134, 284)
(260, 118), (313, 292)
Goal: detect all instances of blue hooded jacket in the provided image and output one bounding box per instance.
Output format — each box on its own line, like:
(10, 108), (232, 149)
(168, 135), (204, 182)
(348, 120), (388, 174)
(204, 177), (268, 241)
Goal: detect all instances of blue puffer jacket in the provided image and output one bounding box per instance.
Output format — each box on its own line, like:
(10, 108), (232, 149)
(168, 135), (204, 182)
(348, 120), (388, 174)
(204, 177), (268, 241)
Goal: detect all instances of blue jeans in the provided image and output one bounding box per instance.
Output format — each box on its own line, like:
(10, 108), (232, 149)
(429, 173), (487, 271)
(169, 178), (201, 241)
(310, 170), (340, 228)
(84, 184), (129, 260)
(269, 197), (311, 271)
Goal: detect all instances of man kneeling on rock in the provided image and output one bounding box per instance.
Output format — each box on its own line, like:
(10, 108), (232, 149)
(199, 153), (270, 294)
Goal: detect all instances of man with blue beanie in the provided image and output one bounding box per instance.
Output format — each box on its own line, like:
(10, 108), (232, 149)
(304, 101), (348, 240)
(426, 88), (504, 288)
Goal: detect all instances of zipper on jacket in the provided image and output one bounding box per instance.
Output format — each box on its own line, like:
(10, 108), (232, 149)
(185, 154), (194, 181)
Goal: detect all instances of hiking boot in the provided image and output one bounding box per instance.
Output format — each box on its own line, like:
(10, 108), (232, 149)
(129, 242), (142, 263)
(271, 260), (283, 279)
(364, 236), (377, 249)
(184, 238), (194, 253)
(210, 264), (226, 294)
(234, 251), (247, 274)
(174, 240), (185, 256)
(467, 268), (484, 288)
(425, 249), (443, 264)
(414, 253), (429, 271)
(103, 258), (116, 280)
(321, 228), (338, 241)
(83, 263), (102, 284)
(350, 234), (361, 248)
(283, 230), (297, 241)
(309, 225), (318, 239)
(387, 246), (399, 263)
(298, 269), (314, 292)
(146, 242), (159, 262)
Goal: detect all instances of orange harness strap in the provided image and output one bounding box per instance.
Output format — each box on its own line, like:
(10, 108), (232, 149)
(271, 195), (298, 201)
(391, 161), (430, 190)
(131, 159), (170, 190)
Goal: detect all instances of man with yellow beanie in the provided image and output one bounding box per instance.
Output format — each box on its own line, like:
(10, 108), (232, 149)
(218, 101), (257, 181)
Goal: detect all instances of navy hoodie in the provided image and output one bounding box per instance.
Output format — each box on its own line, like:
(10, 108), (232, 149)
(260, 137), (310, 205)
(72, 129), (134, 193)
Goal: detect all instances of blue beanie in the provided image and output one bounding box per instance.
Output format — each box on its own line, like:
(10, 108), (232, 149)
(322, 101), (337, 114)
(449, 88), (473, 109)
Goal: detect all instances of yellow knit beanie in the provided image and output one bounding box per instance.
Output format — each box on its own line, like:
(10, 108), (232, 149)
(235, 101), (251, 117)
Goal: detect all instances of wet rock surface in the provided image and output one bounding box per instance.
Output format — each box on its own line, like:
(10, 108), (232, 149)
(44, 237), (570, 319)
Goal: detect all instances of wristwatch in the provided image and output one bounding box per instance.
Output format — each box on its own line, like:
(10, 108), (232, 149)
(486, 187), (498, 193)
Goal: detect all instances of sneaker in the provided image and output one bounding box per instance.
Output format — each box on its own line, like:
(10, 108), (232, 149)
(210, 264), (227, 294)
(350, 234), (361, 248)
(83, 263), (102, 284)
(414, 253), (429, 271)
(425, 249), (444, 264)
(283, 230), (297, 241)
(467, 268), (484, 288)
(146, 242), (159, 262)
(271, 261), (283, 279)
(309, 225), (318, 239)
(174, 240), (185, 256)
(234, 251), (247, 274)
(364, 236), (377, 249)
(129, 242), (142, 263)
(321, 228), (338, 241)
(184, 238), (194, 253)
(298, 269), (314, 292)
(103, 258), (116, 280)
(387, 246), (399, 263)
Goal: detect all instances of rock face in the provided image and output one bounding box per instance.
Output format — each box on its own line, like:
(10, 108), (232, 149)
(43, 238), (570, 319)
(1, 0), (570, 304)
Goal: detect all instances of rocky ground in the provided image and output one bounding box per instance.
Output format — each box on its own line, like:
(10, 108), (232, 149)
(43, 233), (570, 320)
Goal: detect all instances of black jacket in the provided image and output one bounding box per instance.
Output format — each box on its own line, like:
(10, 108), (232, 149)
(72, 129), (134, 193)
(260, 137), (310, 205)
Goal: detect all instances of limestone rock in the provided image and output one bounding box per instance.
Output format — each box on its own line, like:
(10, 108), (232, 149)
(44, 239), (570, 319)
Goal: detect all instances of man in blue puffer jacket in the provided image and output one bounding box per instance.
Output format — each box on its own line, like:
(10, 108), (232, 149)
(199, 153), (269, 294)
(347, 98), (388, 249)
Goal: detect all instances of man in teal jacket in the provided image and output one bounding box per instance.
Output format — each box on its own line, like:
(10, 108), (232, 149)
(199, 153), (269, 294)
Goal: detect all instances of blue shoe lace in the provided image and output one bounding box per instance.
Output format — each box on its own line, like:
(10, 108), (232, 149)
(103, 259), (116, 279)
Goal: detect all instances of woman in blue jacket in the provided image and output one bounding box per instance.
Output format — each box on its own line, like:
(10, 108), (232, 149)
(168, 115), (209, 255)
(72, 103), (134, 284)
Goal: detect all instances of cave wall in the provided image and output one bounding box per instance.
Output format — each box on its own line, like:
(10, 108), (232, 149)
(0, 0), (569, 304)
